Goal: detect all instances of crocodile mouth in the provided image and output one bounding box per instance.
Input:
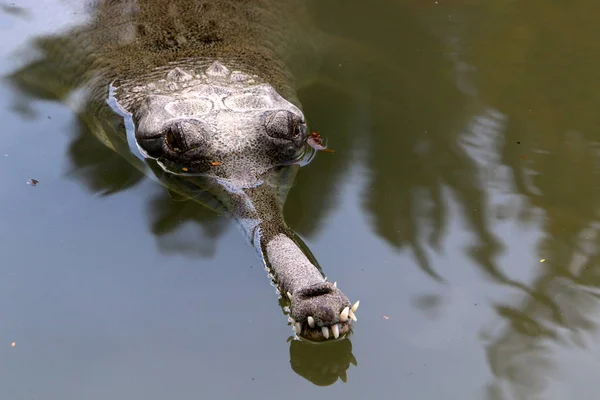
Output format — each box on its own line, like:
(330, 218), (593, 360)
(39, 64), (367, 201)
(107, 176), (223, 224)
(290, 317), (354, 342)
(287, 285), (359, 342)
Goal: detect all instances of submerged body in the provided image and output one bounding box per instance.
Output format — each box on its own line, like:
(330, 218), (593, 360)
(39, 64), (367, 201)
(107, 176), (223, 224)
(12, 0), (358, 341)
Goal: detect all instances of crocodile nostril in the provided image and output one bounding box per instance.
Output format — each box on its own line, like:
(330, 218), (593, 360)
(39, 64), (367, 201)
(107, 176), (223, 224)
(265, 109), (296, 141)
(296, 282), (334, 299)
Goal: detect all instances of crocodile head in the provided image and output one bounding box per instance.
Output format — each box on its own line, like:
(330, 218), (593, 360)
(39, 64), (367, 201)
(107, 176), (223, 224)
(132, 61), (308, 184)
(127, 61), (358, 342)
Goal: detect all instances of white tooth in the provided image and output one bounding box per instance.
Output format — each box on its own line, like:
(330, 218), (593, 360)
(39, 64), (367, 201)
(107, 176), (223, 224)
(333, 281), (337, 288)
(349, 309), (357, 321)
(332, 324), (340, 339)
(340, 307), (349, 322)
(287, 292), (292, 300)
(307, 316), (315, 328)
(351, 300), (360, 312)
(321, 326), (330, 339)
(295, 322), (302, 333)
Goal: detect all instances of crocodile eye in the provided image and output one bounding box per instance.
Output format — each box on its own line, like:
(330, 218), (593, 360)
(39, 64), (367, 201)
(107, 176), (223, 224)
(265, 110), (303, 141)
(265, 110), (290, 139)
(164, 124), (185, 152)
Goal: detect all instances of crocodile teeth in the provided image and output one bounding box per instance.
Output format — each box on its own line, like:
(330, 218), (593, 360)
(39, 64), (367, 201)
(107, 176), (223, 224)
(351, 300), (360, 312)
(333, 281), (337, 288)
(287, 292), (292, 300)
(349, 309), (357, 321)
(295, 322), (302, 334)
(340, 307), (350, 322)
(331, 324), (340, 339)
(307, 316), (315, 328)
(321, 326), (330, 339)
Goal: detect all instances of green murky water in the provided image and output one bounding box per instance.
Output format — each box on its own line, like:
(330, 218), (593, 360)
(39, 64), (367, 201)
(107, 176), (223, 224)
(2, 1), (600, 399)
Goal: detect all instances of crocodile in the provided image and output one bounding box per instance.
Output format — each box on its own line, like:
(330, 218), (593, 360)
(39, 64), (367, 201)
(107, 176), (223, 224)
(9, 0), (359, 342)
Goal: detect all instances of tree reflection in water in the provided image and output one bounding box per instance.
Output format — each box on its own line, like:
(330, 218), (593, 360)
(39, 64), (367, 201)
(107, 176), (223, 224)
(432, 0), (600, 397)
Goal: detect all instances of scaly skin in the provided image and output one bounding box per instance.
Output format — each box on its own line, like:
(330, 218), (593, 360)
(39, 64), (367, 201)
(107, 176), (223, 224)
(9, 0), (359, 341)
(126, 59), (359, 340)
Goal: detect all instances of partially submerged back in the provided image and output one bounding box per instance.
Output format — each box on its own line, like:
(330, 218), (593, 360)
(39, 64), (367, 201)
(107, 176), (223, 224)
(67, 0), (318, 186)
(80, 0), (314, 106)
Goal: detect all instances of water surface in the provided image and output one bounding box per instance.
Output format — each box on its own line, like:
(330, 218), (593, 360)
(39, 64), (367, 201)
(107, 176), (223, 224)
(2, 1), (600, 399)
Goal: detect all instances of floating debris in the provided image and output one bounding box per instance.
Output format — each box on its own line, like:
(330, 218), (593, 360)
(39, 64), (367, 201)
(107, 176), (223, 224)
(307, 132), (335, 153)
(540, 259), (546, 263)
(210, 161), (221, 166)
(383, 315), (389, 320)
(27, 178), (39, 186)
(11, 342), (16, 347)
(181, 167), (188, 172)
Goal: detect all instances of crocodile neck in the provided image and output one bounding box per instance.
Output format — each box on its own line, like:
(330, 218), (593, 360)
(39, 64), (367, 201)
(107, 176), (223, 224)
(240, 173), (327, 296)
(148, 162), (326, 297)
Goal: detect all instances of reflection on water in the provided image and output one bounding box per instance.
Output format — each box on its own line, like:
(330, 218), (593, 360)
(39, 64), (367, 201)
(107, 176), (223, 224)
(0, 3), (30, 19)
(146, 191), (229, 257)
(458, 1), (600, 398)
(4, 0), (600, 396)
(289, 337), (357, 386)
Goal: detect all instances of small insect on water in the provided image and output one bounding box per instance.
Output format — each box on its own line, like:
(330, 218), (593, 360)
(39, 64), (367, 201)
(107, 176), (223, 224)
(27, 178), (39, 186)
(307, 132), (335, 153)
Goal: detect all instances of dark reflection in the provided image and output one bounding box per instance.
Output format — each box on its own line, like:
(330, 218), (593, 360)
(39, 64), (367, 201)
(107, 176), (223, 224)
(0, 2), (30, 19)
(412, 293), (444, 319)
(284, 84), (354, 238)
(146, 190), (230, 257)
(288, 0), (513, 285)
(67, 117), (146, 196)
(289, 337), (357, 386)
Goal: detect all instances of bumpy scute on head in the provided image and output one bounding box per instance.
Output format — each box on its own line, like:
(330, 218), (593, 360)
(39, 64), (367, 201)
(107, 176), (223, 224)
(132, 62), (308, 184)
